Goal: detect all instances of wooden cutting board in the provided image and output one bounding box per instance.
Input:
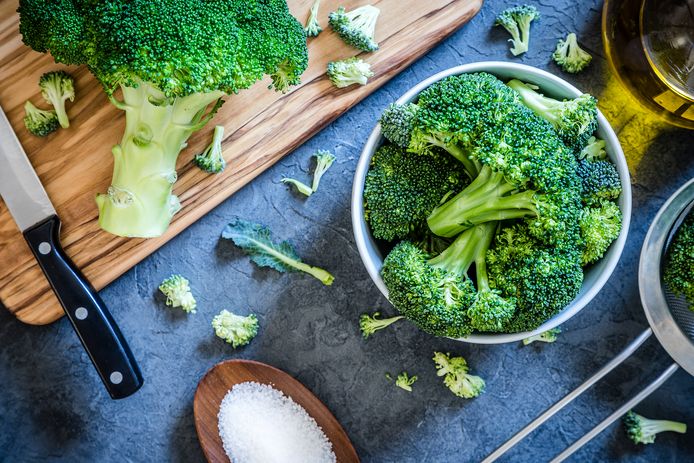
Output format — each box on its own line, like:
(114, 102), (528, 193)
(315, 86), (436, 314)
(0, 0), (482, 325)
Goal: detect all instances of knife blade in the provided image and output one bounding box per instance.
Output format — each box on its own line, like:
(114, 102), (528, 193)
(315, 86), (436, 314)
(0, 104), (143, 399)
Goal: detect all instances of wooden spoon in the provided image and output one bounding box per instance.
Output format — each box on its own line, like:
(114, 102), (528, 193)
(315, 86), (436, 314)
(193, 359), (360, 463)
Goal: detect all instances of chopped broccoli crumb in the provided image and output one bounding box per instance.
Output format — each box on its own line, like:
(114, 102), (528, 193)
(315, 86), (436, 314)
(211, 310), (259, 348)
(221, 217), (334, 285)
(305, 0), (322, 37)
(359, 311), (404, 339)
(193, 125), (226, 174)
(311, 150), (336, 192)
(329, 5), (380, 52)
(553, 33), (592, 74)
(327, 57), (374, 88)
(159, 274), (197, 313)
(623, 410), (687, 444)
(495, 5), (540, 56)
(38, 70), (74, 129)
(23, 100), (59, 137)
(523, 327), (561, 344)
(395, 372), (417, 392)
(433, 352), (485, 398)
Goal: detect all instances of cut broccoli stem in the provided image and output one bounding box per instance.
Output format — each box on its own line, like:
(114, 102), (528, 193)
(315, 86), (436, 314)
(304, 0), (322, 37)
(427, 165), (537, 238)
(281, 177), (313, 196)
(428, 222), (497, 276)
(194, 125), (226, 174)
(39, 70), (74, 129)
(95, 82), (224, 237)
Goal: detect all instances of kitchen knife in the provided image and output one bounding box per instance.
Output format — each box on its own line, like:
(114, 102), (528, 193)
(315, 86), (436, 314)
(0, 104), (143, 399)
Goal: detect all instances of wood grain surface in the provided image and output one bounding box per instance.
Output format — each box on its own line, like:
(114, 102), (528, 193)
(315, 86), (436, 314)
(0, 0), (483, 324)
(194, 359), (359, 463)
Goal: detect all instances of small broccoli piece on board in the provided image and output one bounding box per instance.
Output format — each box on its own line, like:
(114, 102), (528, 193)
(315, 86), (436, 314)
(523, 327), (561, 345)
(495, 5), (540, 56)
(38, 70), (74, 129)
(304, 0), (322, 37)
(623, 411), (687, 444)
(221, 217), (334, 285)
(329, 5), (380, 52)
(327, 58), (374, 88)
(553, 33), (592, 74)
(433, 352), (485, 398)
(359, 312), (404, 339)
(23, 100), (59, 137)
(212, 310), (259, 348)
(159, 274), (197, 313)
(664, 212), (694, 308)
(194, 125), (226, 174)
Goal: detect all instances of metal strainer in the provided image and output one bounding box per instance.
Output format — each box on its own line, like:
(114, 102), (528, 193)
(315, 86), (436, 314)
(484, 178), (694, 462)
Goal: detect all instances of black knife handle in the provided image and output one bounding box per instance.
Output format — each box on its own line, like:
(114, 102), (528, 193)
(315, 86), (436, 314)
(23, 215), (143, 399)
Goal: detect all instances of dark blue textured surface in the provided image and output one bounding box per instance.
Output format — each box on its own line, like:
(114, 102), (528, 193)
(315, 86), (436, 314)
(2, 1), (694, 462)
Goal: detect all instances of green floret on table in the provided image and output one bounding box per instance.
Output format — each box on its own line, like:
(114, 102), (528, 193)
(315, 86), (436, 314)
(212, 310), (259, 348)
(395, 372), (417, 392)
(159, 274), (197, 313)
(359, 312), (404, 339)
(495, 5), (540, 56)
(623, 410), (687, 444)
(329, 5), (380, 52)
(327, 58), (374, 88)
(433, 352), (485, 398)
(553, 33), (592, 74)
(38, 70), (74, 129)
(23, 100), (59, 137)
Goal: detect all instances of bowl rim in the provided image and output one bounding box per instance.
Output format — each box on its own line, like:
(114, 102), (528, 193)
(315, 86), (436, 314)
(351, 61), (632, 344)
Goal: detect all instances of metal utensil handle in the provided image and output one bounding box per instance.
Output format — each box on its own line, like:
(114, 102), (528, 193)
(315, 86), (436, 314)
(483, 328), (653, 463)
(550, 362), (680, 463)
(24, 215), (143, 399)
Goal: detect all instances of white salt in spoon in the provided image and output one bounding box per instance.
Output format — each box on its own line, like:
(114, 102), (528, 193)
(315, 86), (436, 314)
(194, 359), (359, 463)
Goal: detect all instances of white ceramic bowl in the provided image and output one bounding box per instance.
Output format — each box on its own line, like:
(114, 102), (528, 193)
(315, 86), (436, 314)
(351, 61), (632, 344)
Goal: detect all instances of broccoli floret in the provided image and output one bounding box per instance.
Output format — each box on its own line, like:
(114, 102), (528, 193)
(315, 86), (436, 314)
(553, 33), (592, 74)
(432, 352), (485, 398)
(579, 200), (622, 266)
(364, 144), (467, 241)
(23, 100), (59, 137)
(212, 310), (259, 348)
(328, 5), (380, 52)
(159, 274), (197, 313)
(664, 212), (694, 307)
(19, 0), (309, 238)
(507, 79), (598, 152)
(623, 411), (687, 444)
(494, 5), (540, 56)
(359, 312), (404, 339)
(311, 150), (336, 192)
(221, 217), (334, 285)
(523, 327), (561, 344)
(576, 159), (622, 206)
(304, 0), (322, 37)
(38, 70), (74, 129)
(281, 177), (313, 196)
(193, 125), (226, 174)
(379, 103), (418, 149)
(579, 136), (607, 161)
(327, 58), (374, 88)
(394, 372), (417, 392)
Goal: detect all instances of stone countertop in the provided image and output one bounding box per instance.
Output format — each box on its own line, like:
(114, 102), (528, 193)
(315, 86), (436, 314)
(1, 1), (693, 462)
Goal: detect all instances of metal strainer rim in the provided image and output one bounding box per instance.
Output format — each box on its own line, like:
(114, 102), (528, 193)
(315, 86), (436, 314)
(639, 177), (694, 376)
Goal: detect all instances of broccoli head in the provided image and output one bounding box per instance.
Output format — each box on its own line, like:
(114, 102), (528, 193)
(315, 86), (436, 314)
(553, 33), (592, 74)
(38, 70), (74, 129)
(576, 159), (622, 206)
(433, 351), (485, 398)
(23, 100), (60, 137)
(327, 58), (374, 88)
(579, 200), (622, 266)
(379, 103), (419, 149)
(194, 125), (226, 174)
(19, 0), (309, 238)
(623, 411), (687, 445)
(211, 310), (259, 348)
(159, 274), (197, 313)
(664, 212), (694, 307)
(328, 5), (380, 52)
(507, 79), (598, 153)
(364, 144), (467, 241)
(495, 5), (540, 56)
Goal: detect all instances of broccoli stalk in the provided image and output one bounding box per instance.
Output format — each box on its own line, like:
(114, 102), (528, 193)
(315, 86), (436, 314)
(327, 58), (374, 88)
(623, 411), (687, 444)
(281, 177), (314, 196)
(194, 125), (226, 174)
(495, 5), (540, 56)
(395, 372), (417, 392)
(553, 33), (592, 74)
(23, 100), (60, 137)
(432, 351), (485, 398)
(305, 0), (322, 37)
(523, 327), (561, 344)
(19, 0), (309, 238)
(38, 70), (74, 129)
(159, 274), (197, 313)
(329, 5), (380, 52)
(212, 310), (259, 348)
(359, 312), (404, 339)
